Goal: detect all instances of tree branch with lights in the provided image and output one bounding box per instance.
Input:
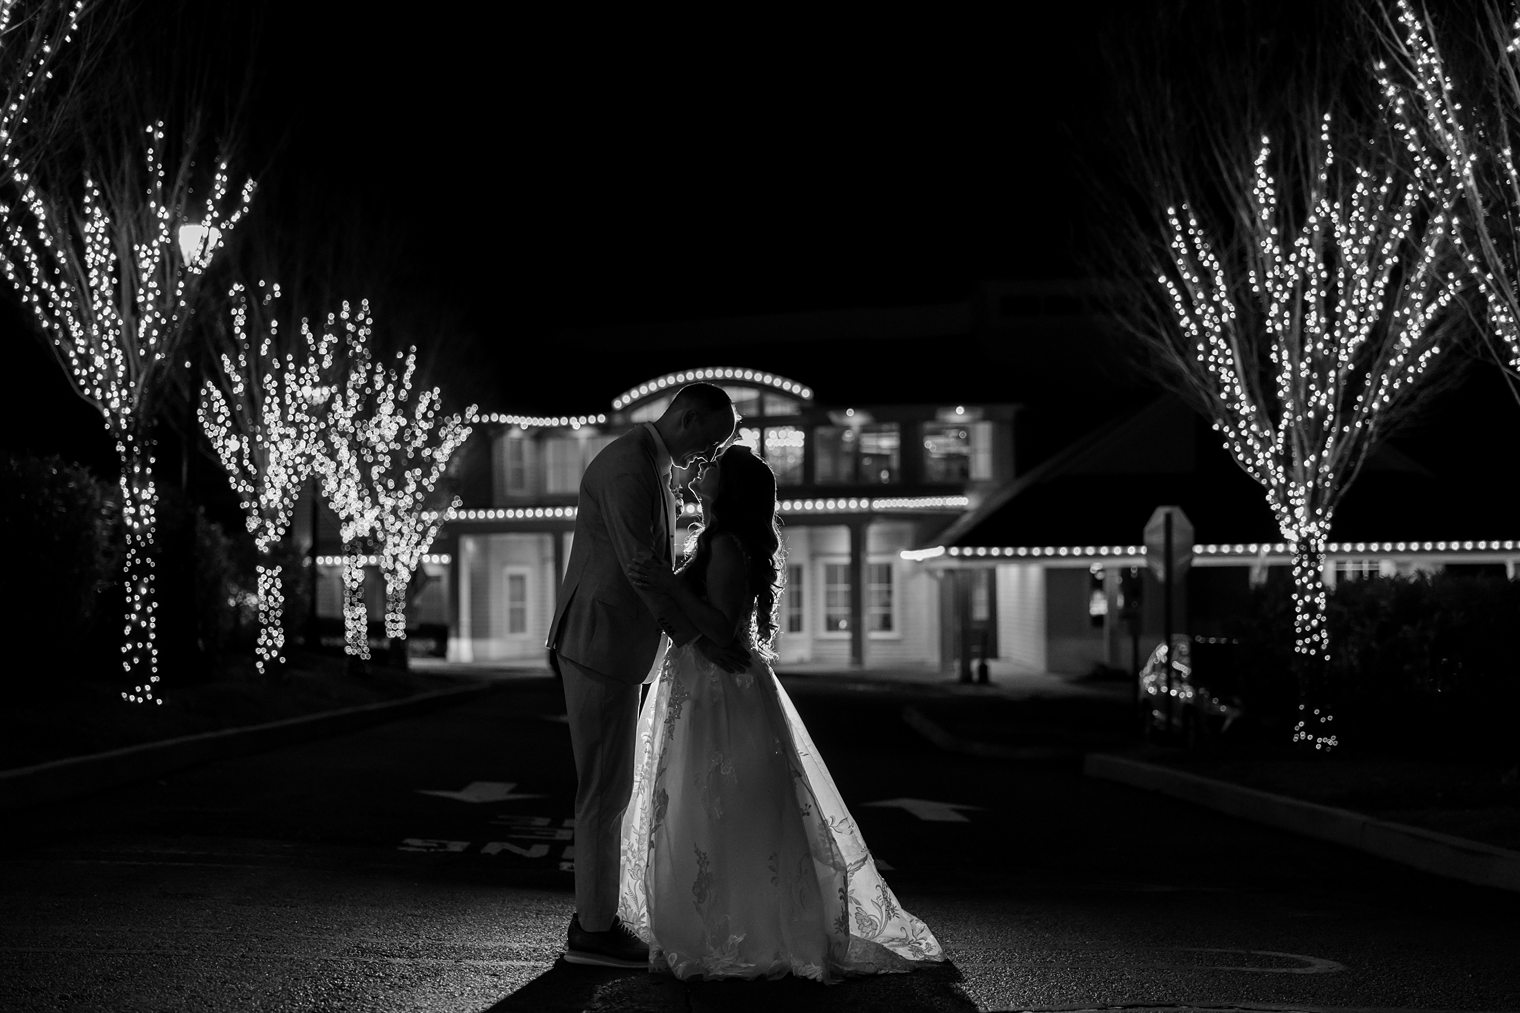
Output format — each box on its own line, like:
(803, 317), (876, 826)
(1374, 0), (1520, 398)
(0, 118), (254, 703)
(198, 280), (340, 679)
(319, 321), (475, 671)
(1154, 112), (1467, 751)
(1088, 5), (1473, 751)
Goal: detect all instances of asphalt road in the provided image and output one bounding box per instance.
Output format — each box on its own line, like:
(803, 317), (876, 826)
(2, 674), (1518, 1013)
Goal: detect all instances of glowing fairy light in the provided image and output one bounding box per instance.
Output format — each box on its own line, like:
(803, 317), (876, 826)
(0, 119), (254, 704)
(1155, 98), (1463, 751)
(198, 281), (340, 678)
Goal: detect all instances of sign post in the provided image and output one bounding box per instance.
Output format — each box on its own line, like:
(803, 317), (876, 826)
(1144, 506), (1194, 732)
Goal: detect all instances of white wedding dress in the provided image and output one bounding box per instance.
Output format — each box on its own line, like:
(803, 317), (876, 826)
(617, 600), (945, 983)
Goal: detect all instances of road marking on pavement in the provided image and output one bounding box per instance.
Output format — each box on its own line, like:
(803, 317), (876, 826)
(861, 797), (986, 822)
(416, 781), (546, 803)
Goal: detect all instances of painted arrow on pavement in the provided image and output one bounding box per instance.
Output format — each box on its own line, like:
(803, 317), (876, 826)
(416, 781), (546, 804)
(861, 798), (986, 822)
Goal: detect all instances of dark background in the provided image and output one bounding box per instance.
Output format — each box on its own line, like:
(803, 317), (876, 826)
(4, 1), (1515, 486)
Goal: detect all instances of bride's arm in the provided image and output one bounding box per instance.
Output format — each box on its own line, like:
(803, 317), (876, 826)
(629, 536), (750, 647)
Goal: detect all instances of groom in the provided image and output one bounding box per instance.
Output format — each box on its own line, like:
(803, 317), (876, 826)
(546, 381), (751, 968)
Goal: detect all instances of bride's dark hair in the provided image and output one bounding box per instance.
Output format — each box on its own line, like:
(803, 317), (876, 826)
(678, 444), (785, 657)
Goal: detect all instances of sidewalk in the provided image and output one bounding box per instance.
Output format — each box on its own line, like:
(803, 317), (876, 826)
(881, 661), (1520, 896)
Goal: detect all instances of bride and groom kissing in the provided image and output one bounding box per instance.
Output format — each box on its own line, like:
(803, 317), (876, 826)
(546, 381), (943, 984)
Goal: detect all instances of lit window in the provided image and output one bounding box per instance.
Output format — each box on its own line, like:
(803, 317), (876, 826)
(785, 563), (804, 633)
(922, 423), (971, 482)
(867, 562), (894, 632)
(763, 426), (805, 486)
(1332, 559), (1383, 583)
(506, 571), (528, 635)
(823, 562), (851, 632)
(814, 423), (899, 484)
(859, 424), (899, 484)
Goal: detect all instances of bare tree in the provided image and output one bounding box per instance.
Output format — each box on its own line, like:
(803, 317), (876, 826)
(197, 280), (341, 680)
(0, 116), (255, 703)
(1374, 0), (1520, 400)
(1086, 2), (1472, 751)
(318, 317), (475, 672)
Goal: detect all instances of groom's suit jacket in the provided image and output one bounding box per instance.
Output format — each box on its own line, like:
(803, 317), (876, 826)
(545, 423), (701, 685)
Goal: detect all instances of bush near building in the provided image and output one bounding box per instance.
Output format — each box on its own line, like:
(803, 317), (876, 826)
(1224, 570), (1520, 761)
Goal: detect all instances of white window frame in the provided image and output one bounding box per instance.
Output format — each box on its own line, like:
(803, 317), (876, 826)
(785, 562), (805, 635)
(503, 565), (533, 640)
(815, 555), (900, 640)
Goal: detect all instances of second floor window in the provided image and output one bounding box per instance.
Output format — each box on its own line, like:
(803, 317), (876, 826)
(922, 424), (971, 482)
(763, 426), (805, 486)
(815, 423), (899, 484)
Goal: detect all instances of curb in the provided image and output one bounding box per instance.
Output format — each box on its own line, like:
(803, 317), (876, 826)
(1083, 752), (1520, 895)
(0, 681), (499, 814)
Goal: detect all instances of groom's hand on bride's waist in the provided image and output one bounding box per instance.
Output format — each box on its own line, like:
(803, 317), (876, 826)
(694, 635), (750, 673)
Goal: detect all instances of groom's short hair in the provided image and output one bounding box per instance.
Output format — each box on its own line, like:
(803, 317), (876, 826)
(666, 382), (734, 417)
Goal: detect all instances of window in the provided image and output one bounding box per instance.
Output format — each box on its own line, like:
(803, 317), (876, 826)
(819, 559), (895, 635)
(814, 426), (855, 483)
(505, 570), (528, 635)
(497, 432), (534, 497)
(866, 562), (894, 632)
(813, 424), (899, 484)
(922, 423), (971, 482)
(544, 437), (581, 494)
(763, 392), (802, 415)
(823, 562), (851, 632)
(763, 426), (805, 486)
(785, 563), (804, 633)
(627, 396), (672, 423)
(1332, 559), (1384, 583)
(858, 425), (899, 484)
(725, 386), (761, 421)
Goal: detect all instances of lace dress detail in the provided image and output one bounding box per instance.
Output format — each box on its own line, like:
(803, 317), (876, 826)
(617, 559), (944, 982)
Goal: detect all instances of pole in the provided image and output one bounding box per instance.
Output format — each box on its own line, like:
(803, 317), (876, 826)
(1163, 511), (1174, 732)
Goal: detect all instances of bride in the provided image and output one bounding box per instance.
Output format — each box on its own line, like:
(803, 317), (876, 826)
(621, 443), (944, 983)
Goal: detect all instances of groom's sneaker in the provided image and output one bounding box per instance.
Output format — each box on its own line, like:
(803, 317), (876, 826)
(564, 913), (650, 969)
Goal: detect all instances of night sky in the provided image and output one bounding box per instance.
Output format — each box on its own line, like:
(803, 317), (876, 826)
(3, 1), (1515, 487)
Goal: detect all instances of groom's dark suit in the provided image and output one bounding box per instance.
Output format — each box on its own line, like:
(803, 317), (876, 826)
(546, 422), (700, 932)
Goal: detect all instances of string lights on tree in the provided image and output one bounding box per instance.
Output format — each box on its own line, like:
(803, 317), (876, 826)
(0, 0), (87, 184)
(319, 326), (475, 668)
(0, 120), (254, 703)
(198, 280), (340, 678)
(1154, 102), (1466, 751)
(1376, 0), (1520, 391)
(312, 300), (380, 666)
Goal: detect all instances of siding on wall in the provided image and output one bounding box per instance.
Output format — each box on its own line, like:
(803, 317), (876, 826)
(996, 564), (1046, 671)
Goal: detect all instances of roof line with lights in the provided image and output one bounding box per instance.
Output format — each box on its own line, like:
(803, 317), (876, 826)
(902, 540), (1520, 562)
(613, 367), (813, 411)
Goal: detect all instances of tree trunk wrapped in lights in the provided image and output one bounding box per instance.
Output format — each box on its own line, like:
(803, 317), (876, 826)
(324, 337), (475, 670)
(198, 281), (340, 679)
(312, 300), (380, 669)
(1376, 0), (1520, 398)
(1154, 112), (1467, 751)
(0, 120), (254, 703)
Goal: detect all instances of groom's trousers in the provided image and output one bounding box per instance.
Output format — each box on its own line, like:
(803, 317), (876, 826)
(556, 651), (640, 932)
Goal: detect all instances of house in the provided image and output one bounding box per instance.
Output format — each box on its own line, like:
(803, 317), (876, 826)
(304, 286), (1518, 678)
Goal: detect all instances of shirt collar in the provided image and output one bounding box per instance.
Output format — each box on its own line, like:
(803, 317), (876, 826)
(643, 422), (674, 473)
